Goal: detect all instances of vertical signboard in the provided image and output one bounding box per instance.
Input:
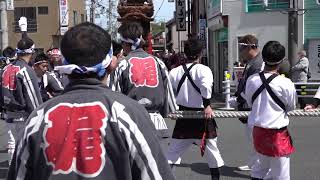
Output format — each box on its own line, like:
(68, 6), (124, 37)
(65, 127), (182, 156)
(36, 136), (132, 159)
(207, 0), (222, 20)
(6, 0), (14, 10)
(175, 0), (186, 31)
(308, 40), (320, 80)
(59, 0), (69, 27)
(60, 27), (69, 35)
(199, 19), (207, 57)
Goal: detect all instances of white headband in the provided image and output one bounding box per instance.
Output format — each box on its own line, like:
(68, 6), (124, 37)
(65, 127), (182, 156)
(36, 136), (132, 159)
(120, 35), (142, 50)
(263, 58), (284, 66)
(16, 44), (35, 54)
(239, 43), (258, 47)
(54, 46), (113, 77)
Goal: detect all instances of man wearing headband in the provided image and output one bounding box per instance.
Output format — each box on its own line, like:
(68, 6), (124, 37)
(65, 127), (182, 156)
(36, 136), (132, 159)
(231, 34), (264, 171)
(46, 48), (69, 87)
(166, 38), (224, 180)
(33, 53), (64, 102)
(1, 29), (42, 163)
(108, 22), (177, 138)
(290, 50), (309, 108)
(7, 22), (175, 180)
(243, 41), (296, 180)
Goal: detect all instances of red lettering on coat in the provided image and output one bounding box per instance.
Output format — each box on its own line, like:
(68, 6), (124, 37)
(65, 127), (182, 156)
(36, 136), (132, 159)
(44, 103), (107, 177)
(2, 64), (20, 90)
(129, 57), (159, 87)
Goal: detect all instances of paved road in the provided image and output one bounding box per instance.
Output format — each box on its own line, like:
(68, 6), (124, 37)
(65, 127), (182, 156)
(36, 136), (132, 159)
(162, 116), (320, 180)
(0, 116), (319, 180)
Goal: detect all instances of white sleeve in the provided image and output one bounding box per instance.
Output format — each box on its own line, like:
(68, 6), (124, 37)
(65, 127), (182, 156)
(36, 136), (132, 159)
(198, 66), (213, 99)
(285, 80), (297, 111)
(244, 76), (254, 107)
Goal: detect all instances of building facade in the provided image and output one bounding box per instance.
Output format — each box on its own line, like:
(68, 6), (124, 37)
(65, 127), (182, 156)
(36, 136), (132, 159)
(206, 0), (306, 92)
(6, 0), (86, 53)
(166, 17), (189, 53)
(304, 0), (320, 78)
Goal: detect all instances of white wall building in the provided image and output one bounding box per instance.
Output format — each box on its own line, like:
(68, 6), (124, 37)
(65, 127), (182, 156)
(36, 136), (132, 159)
(206, 0), (304, 92)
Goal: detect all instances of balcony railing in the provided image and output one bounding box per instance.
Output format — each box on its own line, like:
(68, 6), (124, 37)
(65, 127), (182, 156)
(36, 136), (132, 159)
(13, 20), (37, 33)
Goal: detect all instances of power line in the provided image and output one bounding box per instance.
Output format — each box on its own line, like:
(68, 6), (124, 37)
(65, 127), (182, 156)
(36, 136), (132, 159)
(153, 0), (165, 20)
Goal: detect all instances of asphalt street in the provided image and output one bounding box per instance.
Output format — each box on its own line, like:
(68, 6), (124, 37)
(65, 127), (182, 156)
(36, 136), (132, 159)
(0, 116), (318, 180)
(162, 116), (320, 180)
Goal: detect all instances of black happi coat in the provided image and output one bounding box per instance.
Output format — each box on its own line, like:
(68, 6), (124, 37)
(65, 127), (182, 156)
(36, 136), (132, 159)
(7, 78), (174, 180)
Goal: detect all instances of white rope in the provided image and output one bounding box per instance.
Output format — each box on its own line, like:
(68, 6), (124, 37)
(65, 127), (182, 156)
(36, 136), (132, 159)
(168, 109), (320, 119)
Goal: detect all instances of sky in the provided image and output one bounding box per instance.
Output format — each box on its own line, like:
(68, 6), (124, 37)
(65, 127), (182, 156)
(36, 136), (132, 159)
(153, 0), (175, 22)
(96, 0), (175, 28)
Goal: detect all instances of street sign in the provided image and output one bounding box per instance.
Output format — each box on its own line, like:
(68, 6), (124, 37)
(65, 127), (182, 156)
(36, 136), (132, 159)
(59, 0), (69, 26)
(199, 19), (207, 57)
(175, 0), (186, 31)
(60, 26), (68, 35)
(6, 0), (14, 10)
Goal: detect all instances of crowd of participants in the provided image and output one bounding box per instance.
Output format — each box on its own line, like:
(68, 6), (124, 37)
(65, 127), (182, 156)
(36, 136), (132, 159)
(0, 17), (320, 180)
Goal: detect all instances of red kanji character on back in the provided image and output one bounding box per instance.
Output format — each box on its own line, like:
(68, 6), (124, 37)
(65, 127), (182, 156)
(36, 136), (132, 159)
(2, 64), (21, 90)
(44, 102), (107, 177)
(129, 57), (159, 87)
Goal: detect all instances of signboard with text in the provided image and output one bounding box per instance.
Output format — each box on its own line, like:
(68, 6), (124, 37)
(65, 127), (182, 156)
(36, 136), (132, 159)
(207, 0), (222, 20)
(60, 26), (68, 35)
(308, 39), (320, 80)
(199, 19), (207, 57)
(59, 0), (69, 26)
(175, 0), (186, 31)
(6, 0), (14, 10)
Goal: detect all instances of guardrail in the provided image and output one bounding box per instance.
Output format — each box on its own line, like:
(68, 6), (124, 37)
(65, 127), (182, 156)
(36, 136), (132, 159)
(294, 82), (320, 98)
(221, 80), (320, 109)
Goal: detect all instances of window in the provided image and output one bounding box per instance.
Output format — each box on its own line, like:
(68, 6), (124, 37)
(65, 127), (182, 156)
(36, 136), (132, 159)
(246, 0), (289, 12)
(38, 6), (48, 15)
(73, 11), (78, 25)
(14, 7), (37, 32)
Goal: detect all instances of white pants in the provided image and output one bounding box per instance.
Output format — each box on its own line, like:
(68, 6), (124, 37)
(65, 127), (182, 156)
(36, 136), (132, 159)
(251, 153), (290, 180)
(245, 124), (260, 168)
(149, 113), (168, 130)
(166, 138), (224, 168)
(6, 122), (25, 163)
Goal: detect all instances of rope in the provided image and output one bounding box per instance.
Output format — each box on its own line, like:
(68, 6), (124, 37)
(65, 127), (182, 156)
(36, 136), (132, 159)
(168, 109), (320, 119)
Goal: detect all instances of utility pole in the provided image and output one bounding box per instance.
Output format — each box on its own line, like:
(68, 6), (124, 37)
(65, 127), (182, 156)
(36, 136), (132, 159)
(108, 0), (112, 33)
(288, 0), (299, 66)
(0, 1), (8, 50)
(90, 0), (95, 23)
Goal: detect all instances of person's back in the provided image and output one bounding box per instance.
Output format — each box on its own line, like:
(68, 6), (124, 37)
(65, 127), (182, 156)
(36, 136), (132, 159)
(7, 22), (174, 180)
(244, 41), (296, 180)
(2, 41), (42, 121)
(290, 50), (309, 83)
(245, 73), (296, 128)
(170, 63), (213, 108)
(109, 22), (176, 123)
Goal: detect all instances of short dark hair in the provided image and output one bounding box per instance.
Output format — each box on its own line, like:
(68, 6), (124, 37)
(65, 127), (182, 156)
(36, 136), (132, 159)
(262, 41), (285, 66)
(112, 40), (122, 56)
(17, 37), (34, 55)
(3, 46), (15, 58)
(34, 53), (49, 64)
(60, 22), (111, 67)
(118, 22), (144, 41)
(239, 35), (258, 49)
(184, 38), (203, 61)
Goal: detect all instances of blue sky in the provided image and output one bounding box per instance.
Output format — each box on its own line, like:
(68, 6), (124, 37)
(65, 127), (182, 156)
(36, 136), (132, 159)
(96, 0), (175, 27)
(153, 0), (175, 22)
